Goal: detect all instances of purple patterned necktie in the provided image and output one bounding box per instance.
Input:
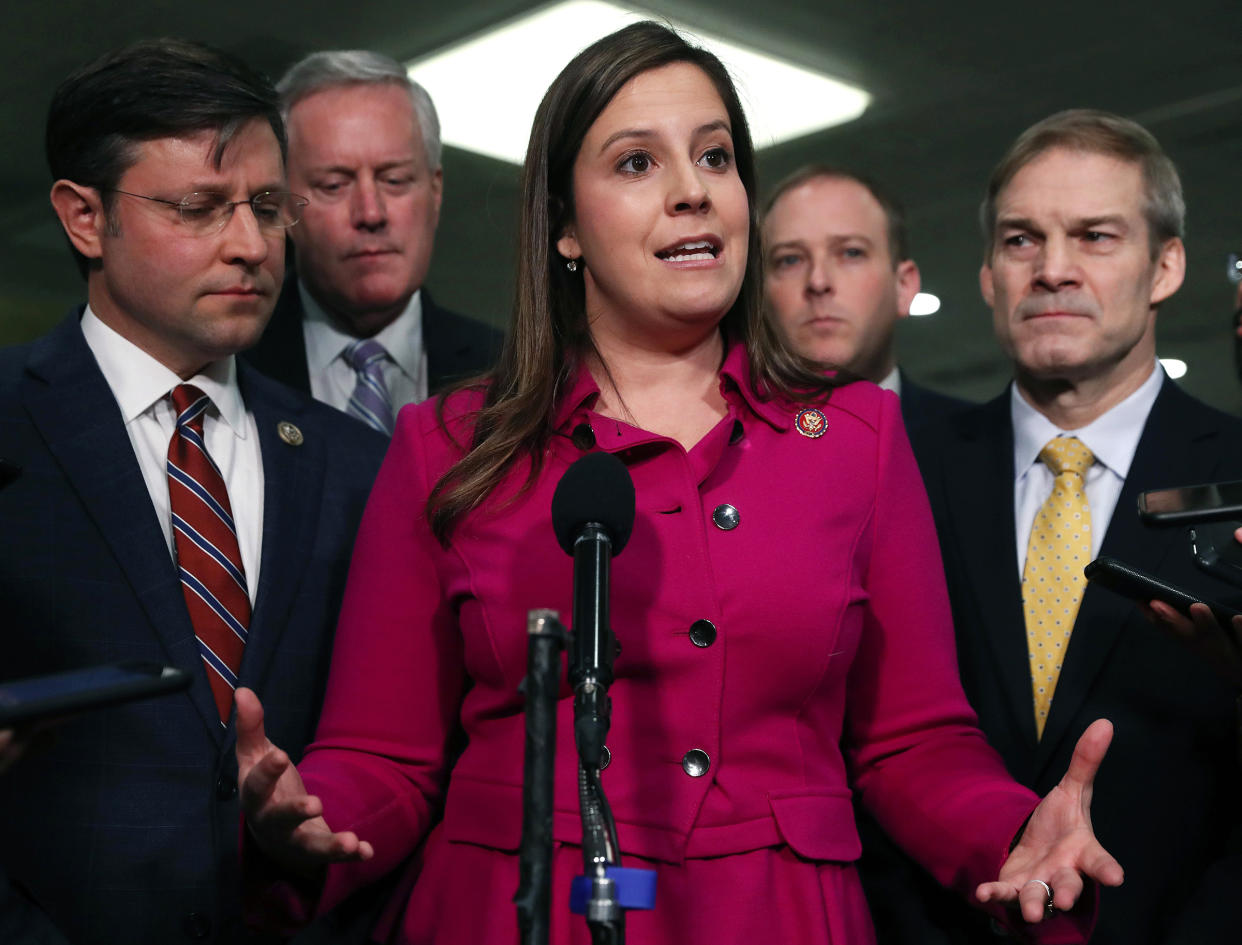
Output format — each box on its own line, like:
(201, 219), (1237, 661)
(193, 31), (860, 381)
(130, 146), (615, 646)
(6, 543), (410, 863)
(342, 339), (395, 435)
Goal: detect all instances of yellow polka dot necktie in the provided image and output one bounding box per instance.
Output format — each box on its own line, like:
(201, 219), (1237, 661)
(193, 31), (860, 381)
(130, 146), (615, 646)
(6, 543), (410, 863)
(1022, 436), (1094, 738)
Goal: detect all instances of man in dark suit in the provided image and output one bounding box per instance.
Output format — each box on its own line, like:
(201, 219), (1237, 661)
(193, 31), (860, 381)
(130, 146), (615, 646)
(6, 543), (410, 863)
(0, 40), (386, 944)
(761, 165), (968, 443)
(243, 51), (501, 432)
(762, 165), (970, 942)
(885, 110), (1242, 944)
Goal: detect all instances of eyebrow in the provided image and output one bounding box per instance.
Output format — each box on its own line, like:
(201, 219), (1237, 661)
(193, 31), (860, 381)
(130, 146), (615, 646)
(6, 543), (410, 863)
(766, 234), (874, 252)
(997, 213), (1130, 231)
(1074, 214), (1130, 231)
(597, 119), (732, 155)
(179, 179), (286, 195)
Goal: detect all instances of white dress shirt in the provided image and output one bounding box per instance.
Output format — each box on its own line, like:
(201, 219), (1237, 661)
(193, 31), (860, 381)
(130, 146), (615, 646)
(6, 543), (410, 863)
(877, 365), (901, 396)
(81, 308), (264, 600)
(299, 282), (428, 414)
(1011, 361), (1164, 577)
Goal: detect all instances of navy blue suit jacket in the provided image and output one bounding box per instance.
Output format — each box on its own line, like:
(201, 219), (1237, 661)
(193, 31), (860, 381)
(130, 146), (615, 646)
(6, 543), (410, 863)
(0, 312), (387, 945)
(242, 276), (503, 400)
(867, 377), (1242, 945)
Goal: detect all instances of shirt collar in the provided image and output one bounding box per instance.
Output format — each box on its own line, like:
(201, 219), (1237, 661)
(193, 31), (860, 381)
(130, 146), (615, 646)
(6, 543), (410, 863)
(300, 280), (424, 380)
(877, 365), (901, 395)
(80, 306), (248, 437)
(550, 336), (794, 434)
(1011, 359), (1164, 480)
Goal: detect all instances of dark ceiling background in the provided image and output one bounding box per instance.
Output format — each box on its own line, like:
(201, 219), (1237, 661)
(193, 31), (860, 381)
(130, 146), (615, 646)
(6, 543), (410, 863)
(4, 0), (1241, 409)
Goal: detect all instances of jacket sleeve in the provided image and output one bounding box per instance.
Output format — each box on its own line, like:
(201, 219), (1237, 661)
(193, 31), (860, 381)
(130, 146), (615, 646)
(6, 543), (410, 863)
(297, 402), (469, 913)
(843, 393), (1092, 943)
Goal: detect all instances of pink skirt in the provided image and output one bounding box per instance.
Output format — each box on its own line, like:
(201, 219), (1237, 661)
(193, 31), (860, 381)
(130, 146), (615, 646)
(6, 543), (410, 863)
(392, 822), (877, 945)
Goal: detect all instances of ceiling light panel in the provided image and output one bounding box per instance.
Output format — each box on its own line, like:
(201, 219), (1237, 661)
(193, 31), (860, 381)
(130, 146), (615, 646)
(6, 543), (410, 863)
(408, 1), (870, 164)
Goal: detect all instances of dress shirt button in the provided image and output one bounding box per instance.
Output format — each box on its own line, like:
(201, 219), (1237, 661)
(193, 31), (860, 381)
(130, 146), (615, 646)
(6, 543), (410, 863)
(183, 912), (212, 939)
(215, 775), (237, 800)
(711, 504), (740, 531)
(681, 748), (711, 777)
(571, 423), (596, 450)
(688, 619), (717, 648)
(600, 745), (611, 770)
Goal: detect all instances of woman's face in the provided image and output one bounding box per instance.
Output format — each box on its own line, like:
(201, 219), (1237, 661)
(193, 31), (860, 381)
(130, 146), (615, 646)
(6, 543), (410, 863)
(557, 61), (749, 348)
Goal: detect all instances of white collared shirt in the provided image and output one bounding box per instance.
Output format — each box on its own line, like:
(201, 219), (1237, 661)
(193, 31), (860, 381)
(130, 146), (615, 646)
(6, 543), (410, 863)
(81, 308), (264, 600)
(877, 365), (901, 396)
(1011, 361), (1164, 578)
(300, 281), (428, 414)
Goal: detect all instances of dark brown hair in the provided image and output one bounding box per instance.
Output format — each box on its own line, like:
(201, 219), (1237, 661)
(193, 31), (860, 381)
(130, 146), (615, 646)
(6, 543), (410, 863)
(428, 21), (835, 542)
(46, 38), (285, 278)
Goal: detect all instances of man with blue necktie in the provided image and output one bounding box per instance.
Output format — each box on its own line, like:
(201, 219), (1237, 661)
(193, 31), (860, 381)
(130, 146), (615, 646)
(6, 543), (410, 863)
(244, 50), (502, 433)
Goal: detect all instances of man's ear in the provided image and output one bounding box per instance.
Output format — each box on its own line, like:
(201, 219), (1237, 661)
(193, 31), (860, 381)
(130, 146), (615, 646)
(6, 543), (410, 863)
(895, 259), (921, 319)
(1149, 237), (1186, 307)
(979, 261), (995, 308)
(49, 180), (107, 262)
(429, 167), (443, 229)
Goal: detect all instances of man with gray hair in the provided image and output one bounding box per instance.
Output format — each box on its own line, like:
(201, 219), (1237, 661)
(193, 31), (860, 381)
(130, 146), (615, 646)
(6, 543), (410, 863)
(868, 109), (1242, 945)
(245, 50), (501, 432)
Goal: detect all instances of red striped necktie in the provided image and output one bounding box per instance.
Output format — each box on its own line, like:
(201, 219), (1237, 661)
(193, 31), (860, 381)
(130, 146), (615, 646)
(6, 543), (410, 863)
(167, 384), (250, 723)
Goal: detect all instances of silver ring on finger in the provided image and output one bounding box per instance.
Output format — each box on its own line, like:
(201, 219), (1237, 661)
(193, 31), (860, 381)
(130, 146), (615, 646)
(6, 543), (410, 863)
(1023, 879), (1054, 915)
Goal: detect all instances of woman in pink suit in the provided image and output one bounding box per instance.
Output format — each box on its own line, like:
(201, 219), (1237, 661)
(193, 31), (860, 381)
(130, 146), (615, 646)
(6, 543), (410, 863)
(237, 22), (1122, 944)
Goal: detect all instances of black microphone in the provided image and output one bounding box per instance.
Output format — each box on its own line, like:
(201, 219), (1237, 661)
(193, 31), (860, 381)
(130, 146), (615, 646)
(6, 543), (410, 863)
(551, 452), (636, 770)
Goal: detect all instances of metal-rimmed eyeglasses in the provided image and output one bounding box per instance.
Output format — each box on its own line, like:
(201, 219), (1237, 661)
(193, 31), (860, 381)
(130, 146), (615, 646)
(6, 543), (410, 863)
(107, 189), (309, 235)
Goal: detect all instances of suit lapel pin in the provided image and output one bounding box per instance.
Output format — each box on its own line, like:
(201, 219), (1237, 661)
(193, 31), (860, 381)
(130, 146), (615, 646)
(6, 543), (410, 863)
(277, 421), (304, 446)
(794, 407), (827, 439)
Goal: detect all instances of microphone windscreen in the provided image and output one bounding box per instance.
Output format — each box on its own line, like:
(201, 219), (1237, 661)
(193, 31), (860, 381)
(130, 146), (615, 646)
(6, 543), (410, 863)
(551, 452), (636, 556)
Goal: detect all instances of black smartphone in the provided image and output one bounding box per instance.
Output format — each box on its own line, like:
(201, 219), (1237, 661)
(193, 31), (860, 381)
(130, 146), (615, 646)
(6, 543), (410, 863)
(1138, 480), (1242, 526)
(1189, 521), (1242, 587)
(0, 661), (191, 728)
(1084, 556), (1242, 626)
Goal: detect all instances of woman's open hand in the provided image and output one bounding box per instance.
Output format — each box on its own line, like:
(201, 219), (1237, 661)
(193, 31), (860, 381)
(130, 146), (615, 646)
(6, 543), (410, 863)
(235, 687), (373, 874)
(976, 718), (1124, 923)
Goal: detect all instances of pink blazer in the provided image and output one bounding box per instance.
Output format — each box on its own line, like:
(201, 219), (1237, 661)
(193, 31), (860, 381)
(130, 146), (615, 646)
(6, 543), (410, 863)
(287, 343), (1087, 943)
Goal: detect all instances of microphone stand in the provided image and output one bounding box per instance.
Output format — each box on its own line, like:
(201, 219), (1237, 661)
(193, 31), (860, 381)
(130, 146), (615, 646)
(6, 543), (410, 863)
(519, 454), (654, 944)
(568, 525), (623, 945)
(516, 609), (569, 945)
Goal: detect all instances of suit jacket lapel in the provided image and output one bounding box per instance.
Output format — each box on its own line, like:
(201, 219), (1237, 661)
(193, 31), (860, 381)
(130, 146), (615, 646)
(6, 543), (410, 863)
(422, 290), (458, 392)
(942, 396), (1041, 753)
(1035, 379), (1226, 768)
(22, 314), (227, 742)
(228, 364), (325, 752)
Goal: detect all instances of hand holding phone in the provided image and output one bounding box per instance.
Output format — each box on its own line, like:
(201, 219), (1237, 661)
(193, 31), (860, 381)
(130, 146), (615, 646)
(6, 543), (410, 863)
(1086, 557), (1242, 688)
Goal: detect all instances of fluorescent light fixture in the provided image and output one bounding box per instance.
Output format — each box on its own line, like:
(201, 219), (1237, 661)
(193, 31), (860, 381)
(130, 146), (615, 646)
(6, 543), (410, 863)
(908, 292), (941, 317)
(1159, 358), (1187, 379)
(407, 1), (871, 164)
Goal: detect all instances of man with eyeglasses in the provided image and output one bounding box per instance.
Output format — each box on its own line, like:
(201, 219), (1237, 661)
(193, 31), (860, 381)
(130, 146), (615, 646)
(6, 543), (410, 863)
(0, 39), (386, 945)
(243, 50), (502, 434)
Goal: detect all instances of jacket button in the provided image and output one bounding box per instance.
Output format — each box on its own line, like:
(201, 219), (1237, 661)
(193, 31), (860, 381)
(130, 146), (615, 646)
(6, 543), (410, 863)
(688, 619), (717, 648)
(183, 912), (212, 939)
(711, 504), (739, 530)
(216, 776), (237, 800)
(571, 423), (596, 450)
(600, 745), (611, 770)
(681, 749), (711, 777)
